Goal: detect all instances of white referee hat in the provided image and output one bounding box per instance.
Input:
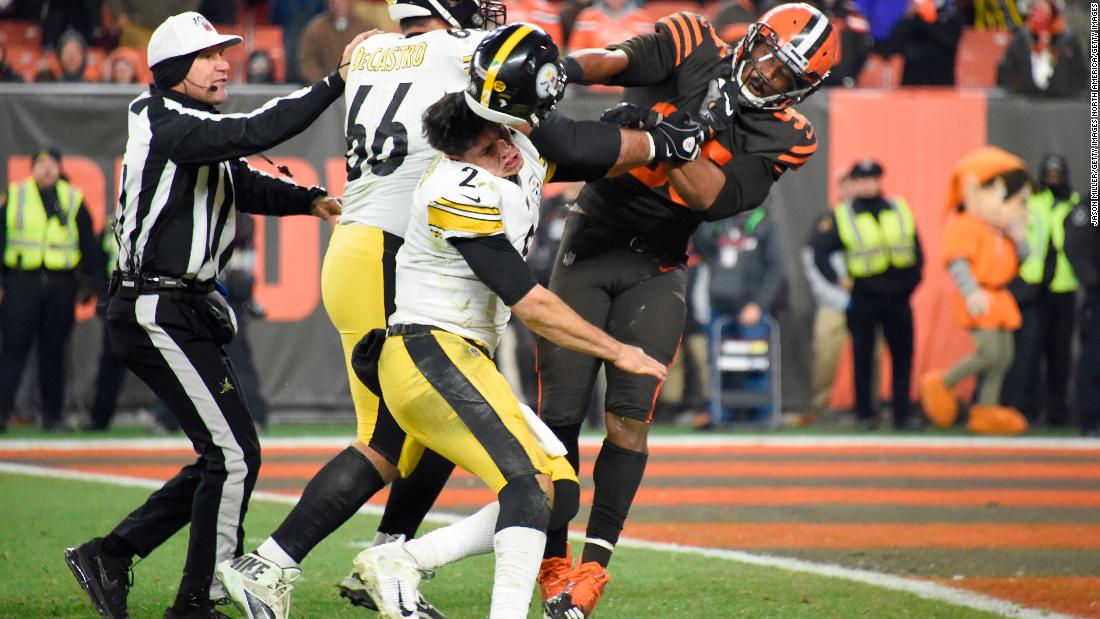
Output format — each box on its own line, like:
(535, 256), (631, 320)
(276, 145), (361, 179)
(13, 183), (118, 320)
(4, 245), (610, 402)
(147, 12), (242, 68)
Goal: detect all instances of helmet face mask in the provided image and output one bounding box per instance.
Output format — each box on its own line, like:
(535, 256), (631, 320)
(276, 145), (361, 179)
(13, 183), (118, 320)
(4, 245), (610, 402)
(732, 3), (836, 110)
(389, 0), (506, 30)
(465, 23), (562, 127)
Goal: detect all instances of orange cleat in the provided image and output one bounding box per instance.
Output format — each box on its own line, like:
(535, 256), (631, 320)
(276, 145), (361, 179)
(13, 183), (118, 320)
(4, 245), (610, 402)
(543, 561), (611, 619)
(968, 405), (1028, 435)
(921, 372), (959, 428)
(538, 546), (574, 602)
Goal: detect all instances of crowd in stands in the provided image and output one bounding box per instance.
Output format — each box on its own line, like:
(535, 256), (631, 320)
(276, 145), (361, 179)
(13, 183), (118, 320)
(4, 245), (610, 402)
(0, 0), (1088, 97)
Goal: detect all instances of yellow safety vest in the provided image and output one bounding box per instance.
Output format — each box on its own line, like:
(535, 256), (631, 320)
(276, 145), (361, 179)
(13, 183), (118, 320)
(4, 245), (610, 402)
(4, 179), (83, 271)
(834, 197), (917, 278)
(1018, 189), (1079, 293)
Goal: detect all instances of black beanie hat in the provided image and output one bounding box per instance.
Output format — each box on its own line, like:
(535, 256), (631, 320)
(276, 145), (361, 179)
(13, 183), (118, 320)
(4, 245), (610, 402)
(152, 51), (199, 89)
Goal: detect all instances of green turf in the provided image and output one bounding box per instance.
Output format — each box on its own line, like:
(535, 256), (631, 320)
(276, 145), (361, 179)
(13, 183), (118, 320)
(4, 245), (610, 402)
(0, 472), (1009, 618)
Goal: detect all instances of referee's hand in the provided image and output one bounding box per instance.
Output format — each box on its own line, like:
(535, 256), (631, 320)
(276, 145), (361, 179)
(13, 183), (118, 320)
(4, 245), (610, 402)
(311, 196), (342, 221)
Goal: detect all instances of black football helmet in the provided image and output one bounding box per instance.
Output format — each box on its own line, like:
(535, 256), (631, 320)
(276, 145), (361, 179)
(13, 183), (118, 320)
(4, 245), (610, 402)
(388, 0), (505, 30)
(464, 22), (562, 126)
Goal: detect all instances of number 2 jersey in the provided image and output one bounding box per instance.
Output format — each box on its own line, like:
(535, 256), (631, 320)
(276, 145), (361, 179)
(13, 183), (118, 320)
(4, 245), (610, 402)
(390, 129), (547, 353)
(578, 12), (818, 259)
(340, 28), (488, 236)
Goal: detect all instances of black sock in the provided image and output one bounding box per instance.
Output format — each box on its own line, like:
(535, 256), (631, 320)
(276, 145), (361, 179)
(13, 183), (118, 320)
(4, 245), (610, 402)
(271, 446), (385, 562)
(544, 478), (580, 558)
(581, 439), (647, 567)
(377, 448), (454, 539)
(544, 423), (583, 558)
(100, 533), (137, 560)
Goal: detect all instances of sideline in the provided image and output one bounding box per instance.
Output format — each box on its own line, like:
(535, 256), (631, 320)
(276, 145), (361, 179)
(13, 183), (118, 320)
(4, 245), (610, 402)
(0, 460), (1081, 619)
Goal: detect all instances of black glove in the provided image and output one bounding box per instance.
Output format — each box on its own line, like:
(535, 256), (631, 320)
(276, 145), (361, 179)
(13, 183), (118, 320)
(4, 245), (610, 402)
(648, 110), (704, 163)
(698, 75), (739, 138)
(598, 102), (661, 130)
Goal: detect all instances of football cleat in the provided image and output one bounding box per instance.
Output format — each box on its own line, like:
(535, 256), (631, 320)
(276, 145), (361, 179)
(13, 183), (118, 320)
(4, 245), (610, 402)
(543, 562), (611, 619)
(351, 536), (425, 619)
(215, 552), (300, 619)
(163, 602), (233, 619)
(65, 538), (134, 619)
(537, 546), (574, 602)
(338, 572), (446, 619)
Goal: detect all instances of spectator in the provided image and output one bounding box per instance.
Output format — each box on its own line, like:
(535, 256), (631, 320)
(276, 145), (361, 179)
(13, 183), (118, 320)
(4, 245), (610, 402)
(246, 50), (275, 83)
(567, 0), (651, 51)
(297, 0), (377, 84)
(269, 0), (327, 83)
(0, 147), (98, 432)
(854, 0), (910, 45)
(104, 46), (143, 84)
(712, 0), (766, 44)
(813, 160), (923, 430)
(996, 0), (1085, 98)
(57, 29), (101, 82)
(1001, 154), (1080, 427)
(509, 0), (565, 48)
(695, 206), (785, 423)
(105, 1), (200, 49)
(921, 146), (1030, 435)
(41, 0), (102, 51)
(814, 0), (873, 87)
(0, 42), (24, 83)
(880, 0), (964, 86)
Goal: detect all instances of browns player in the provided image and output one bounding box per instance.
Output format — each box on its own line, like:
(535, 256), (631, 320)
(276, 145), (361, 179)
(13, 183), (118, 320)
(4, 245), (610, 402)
(532, 5), (837, 618)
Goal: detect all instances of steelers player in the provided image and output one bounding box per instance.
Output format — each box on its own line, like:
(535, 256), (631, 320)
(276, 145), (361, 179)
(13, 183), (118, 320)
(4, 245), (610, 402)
(350, 24), (667, 618)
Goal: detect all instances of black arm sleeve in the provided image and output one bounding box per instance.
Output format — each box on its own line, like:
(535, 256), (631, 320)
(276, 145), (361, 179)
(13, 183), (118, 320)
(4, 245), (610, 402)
(606, 32), (677, 86)
(149, 72), (345, 165)
(529, 112), (621, 182)
(449, 235), (538, 306)
(229, 159), (327, 216)
(700, 155), (774, 221)
(75, 205), (99, 281)
(812, 216), (844, 283)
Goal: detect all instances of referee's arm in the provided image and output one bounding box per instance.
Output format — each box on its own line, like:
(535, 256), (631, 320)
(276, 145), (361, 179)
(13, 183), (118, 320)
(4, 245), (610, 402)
(150, 72), (345, 165)
(230, 158), (327, 216)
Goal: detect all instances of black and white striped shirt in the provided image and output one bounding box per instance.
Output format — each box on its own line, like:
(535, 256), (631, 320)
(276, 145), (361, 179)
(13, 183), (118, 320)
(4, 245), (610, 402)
(114, 73), (343, 283)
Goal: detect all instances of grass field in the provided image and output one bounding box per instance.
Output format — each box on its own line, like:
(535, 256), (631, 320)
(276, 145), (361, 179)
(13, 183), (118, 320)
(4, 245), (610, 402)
(2, 429), (1097, 618)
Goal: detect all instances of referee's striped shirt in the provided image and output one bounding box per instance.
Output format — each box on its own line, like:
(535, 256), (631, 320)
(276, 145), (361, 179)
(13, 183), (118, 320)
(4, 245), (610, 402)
(114, 73), (344, 283)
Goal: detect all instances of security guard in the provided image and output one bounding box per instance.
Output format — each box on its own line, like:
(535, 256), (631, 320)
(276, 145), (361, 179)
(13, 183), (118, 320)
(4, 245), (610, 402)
(0, 147), (96, 432)
(1064, 178), (1099, 437)
(1001, 154), (1079, 427)
(813, 159), (923, 429)
(64, 12), (361, 619)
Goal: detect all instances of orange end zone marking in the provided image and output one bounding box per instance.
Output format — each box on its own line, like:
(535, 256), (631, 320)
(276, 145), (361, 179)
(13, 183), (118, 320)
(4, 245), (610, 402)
(931, 576), (1100, 619)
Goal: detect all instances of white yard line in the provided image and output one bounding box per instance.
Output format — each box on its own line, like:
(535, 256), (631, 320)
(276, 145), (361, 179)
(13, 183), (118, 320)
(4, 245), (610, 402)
(2, 434), (1098, 451)
(0, 459), (1085, 619)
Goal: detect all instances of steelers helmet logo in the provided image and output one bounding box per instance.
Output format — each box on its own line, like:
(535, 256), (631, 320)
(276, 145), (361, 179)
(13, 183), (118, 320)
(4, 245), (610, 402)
(534, 62), (560, 99)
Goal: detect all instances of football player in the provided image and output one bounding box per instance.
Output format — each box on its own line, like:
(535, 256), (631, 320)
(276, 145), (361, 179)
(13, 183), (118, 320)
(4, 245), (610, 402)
(350, 25), (667, 619)
(535, 5), (838, 618)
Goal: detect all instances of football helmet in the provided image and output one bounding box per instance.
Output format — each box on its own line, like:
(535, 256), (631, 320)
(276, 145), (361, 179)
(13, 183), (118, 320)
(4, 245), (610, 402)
(388, 0), (506, 30)
(464, 23), (562, 126)
(732, 3), (837, 110)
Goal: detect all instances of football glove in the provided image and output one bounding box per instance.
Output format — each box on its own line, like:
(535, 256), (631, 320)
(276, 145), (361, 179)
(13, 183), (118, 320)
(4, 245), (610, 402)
(598, 102), (661, 130)
(698, 75), (739, 139)
(648, 110), (704, 163)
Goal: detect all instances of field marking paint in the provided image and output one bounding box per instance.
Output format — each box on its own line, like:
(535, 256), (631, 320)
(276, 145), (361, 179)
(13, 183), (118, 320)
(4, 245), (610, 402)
(0, 461), (1083, 619)
(2, 434), (1099, 451)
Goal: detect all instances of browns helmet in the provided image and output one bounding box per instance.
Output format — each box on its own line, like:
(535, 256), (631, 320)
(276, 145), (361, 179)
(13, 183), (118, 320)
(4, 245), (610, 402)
(732, 3), (837, 110)
(388, 0), (506, 30)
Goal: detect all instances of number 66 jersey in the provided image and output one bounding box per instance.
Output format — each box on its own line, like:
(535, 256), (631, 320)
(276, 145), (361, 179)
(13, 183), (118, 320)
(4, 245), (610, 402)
(341, 29), (488, 236)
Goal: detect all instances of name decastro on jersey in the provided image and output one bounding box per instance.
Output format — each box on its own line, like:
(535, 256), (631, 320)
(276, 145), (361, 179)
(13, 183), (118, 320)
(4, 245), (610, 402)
(340, 28), (488, 236)
(390, 129), (548, 352)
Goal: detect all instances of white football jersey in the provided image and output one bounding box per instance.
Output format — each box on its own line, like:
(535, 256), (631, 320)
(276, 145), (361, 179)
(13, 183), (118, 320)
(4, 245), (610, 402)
(340, 28), (488, 235)
(390, 129), (548, 353)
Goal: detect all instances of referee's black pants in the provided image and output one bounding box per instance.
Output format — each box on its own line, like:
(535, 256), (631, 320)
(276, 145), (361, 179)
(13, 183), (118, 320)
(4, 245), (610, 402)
(0, 269), (77, 428)
(105, 292), (260, 608)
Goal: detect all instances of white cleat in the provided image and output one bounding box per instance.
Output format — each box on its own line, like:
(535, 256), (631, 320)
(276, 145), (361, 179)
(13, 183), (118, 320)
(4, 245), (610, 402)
(215, 552), (301, 619)
(352, 536), (423, 619)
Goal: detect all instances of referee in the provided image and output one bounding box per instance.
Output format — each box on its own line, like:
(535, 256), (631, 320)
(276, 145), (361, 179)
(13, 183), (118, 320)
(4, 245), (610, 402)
(64, 12), (366, 619)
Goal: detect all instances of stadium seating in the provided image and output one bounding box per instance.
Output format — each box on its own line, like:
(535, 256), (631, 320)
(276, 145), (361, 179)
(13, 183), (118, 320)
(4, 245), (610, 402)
(955, 27), (1010, 88)
(0, 19), (42, 48)
(856, 53), (904, 89)
(6, 44), (40, 81)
